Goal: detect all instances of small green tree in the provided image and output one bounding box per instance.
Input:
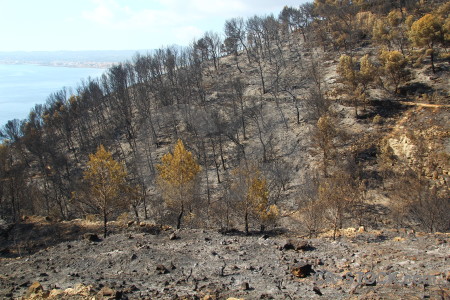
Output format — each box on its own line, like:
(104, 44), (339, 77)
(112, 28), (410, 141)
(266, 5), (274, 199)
(337, 54), (359, 116)
(372, 18), (391, 48)
(83, 145), (128, 238)
(436, 3), (450, 44)
(248, 171), (278, 232)
(409, 14), (445, 73)
(157, 139), (201, 229)
(319, 171), (356, 240)
(312, 115), (338, 177)
(379, 49), (409, 94)
(337, 55), (357, 87)
(358, 54), (377, 111)
(231, 163), (279, 234)
(337, 54), (377, 117)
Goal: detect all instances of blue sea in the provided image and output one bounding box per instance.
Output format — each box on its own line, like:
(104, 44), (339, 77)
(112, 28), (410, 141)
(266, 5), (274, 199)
(0, 64), (105, 127)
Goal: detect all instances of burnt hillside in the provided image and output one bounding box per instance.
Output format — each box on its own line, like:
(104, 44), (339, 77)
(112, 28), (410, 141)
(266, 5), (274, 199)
(0, 0), (449, 236)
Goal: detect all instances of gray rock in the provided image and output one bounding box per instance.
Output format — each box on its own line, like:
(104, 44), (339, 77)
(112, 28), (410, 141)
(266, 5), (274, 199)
(291, 262), (313, 278)
(241, 282), (250, 290)
(83, 233), (100, 242)
(156, 265), (169, 275)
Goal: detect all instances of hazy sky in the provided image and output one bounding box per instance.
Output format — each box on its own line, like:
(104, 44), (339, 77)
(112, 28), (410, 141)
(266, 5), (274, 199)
(0, 0), (306, 52)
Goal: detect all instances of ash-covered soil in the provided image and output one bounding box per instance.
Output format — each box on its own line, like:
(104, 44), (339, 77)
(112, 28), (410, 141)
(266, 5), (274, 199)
(0, 225), (449, 299)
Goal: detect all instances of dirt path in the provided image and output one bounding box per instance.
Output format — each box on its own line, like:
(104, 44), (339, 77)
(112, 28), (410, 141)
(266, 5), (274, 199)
(399, 101), (450, 108)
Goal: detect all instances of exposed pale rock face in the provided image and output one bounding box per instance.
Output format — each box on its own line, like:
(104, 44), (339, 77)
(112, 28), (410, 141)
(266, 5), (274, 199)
(388, 135), (417, 161)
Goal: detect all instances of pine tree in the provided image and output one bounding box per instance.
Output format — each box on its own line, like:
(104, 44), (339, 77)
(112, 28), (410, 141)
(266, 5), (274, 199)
(231, 163), (278, 234)
(337, 54), (359, 117)
(312, 115), (337, 177)
(358, 54), (377, 111)
(83, 145), (128, 238)
(319, 171), (356, 240)
(409, 14), (445, 73)
(157, 139), (201, 229)
(379, 49), (409, 94)
(337, 54), (377, 117)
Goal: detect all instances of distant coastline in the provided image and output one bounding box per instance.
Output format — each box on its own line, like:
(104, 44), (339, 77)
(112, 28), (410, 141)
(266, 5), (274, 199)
(0, 49), (151, 70)
(0, 60), (114, 69)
